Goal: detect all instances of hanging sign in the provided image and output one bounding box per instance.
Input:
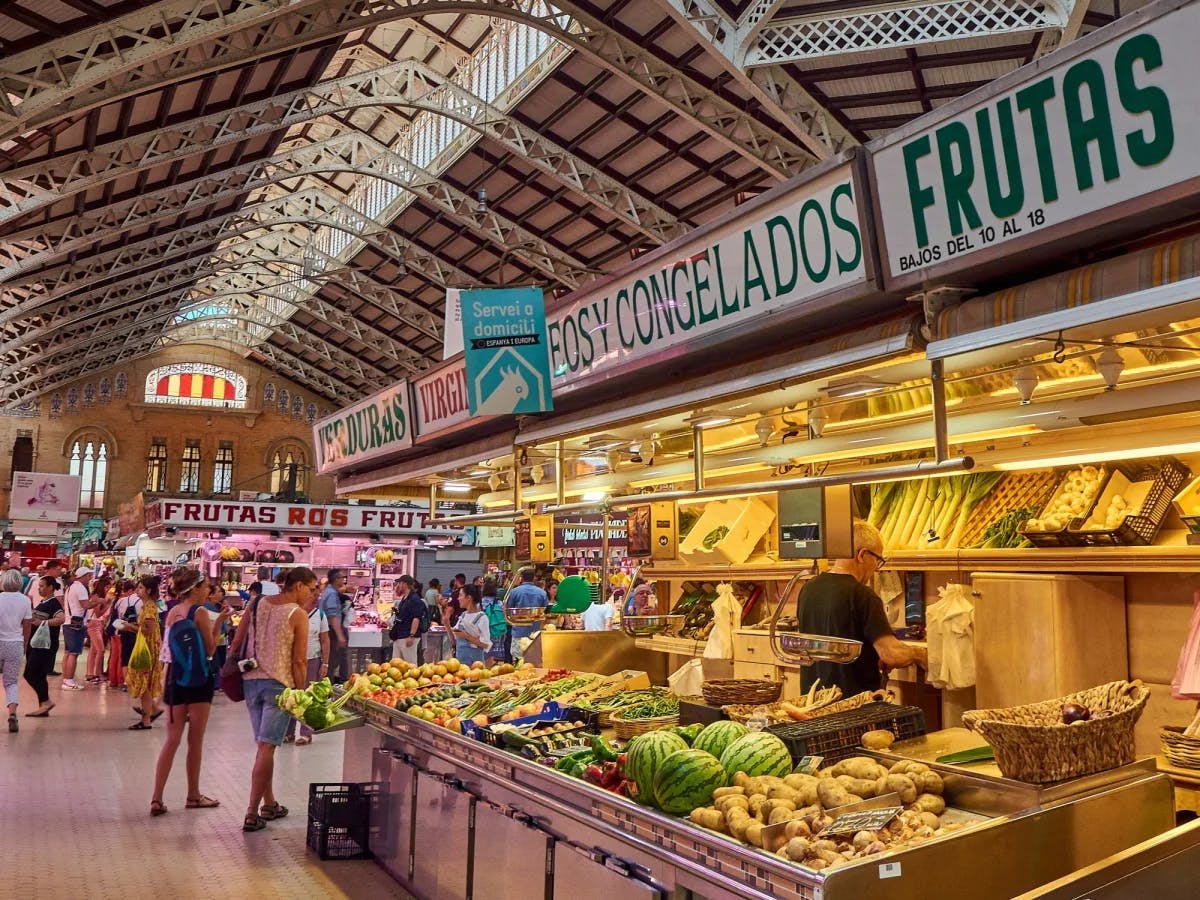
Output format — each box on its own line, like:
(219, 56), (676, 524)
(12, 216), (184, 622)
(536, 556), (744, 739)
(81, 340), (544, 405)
(461, 287), (553, 416)
(313, 381), (413, 475)
(143, 499), (464, 537)
(557, 514), (629, 550)
(8, 472), (81, 522)
(413, 359), (473, 436)
(443, 289), (464, 359)
(626, 501), (678, 560)
(872, 0), (1198, 289)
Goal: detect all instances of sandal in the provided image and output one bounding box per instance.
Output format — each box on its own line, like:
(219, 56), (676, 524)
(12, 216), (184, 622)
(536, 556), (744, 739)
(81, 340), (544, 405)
(128, 721), (152, 730)
(186, 795), (220, 809)
(150, 710), (164, 722)
(150, 801), (167, 817)
(259, 802), (288, 820)
(133, 706), (143, 715)
(26, 705), (53, 717)
(243, 814), (267, 832)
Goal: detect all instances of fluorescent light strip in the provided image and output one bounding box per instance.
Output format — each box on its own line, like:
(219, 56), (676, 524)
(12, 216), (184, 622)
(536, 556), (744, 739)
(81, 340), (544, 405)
(441, 482), (472, 493)
(993, 440), (1200, 471)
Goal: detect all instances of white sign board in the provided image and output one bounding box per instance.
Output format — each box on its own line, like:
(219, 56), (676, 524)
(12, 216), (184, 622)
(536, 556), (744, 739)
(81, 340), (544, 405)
(313, 381), (413, 475)
(413, 359), (473, 436)
(443, 289), (464, 359)
(9, 472), (81, 522)
(873, 0), (1199, 288)
(145, 498), (464, 537)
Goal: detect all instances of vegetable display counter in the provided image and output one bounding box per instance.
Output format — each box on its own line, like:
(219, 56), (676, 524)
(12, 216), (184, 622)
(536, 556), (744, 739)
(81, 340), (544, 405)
(343, 699), (1176, 900)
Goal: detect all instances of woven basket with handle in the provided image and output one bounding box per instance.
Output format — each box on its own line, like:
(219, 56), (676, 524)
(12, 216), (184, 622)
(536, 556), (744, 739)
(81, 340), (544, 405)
(1161, 726), (1200, 769)
(962, 680), (1148, 783)
(610, 709), (679, 740)
(701, 679), (782, 706)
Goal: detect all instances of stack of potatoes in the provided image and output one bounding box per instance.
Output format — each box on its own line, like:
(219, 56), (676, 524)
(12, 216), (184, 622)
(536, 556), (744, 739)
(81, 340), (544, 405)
(688, 756), (961, 871)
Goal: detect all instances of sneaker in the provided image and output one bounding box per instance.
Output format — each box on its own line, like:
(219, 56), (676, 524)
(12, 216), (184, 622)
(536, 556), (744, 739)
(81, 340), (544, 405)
(7, 715), (16, 733)
(61, 681), (84, 690)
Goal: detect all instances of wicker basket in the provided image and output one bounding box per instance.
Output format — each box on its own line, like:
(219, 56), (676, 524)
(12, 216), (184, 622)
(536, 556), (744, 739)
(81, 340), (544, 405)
(610, 709), (679, 740)
(702, 679), (782, 706)
(809, 690), (891, 719)
(1161, 726), (1200, 769)
(962, 680), (1149, 783)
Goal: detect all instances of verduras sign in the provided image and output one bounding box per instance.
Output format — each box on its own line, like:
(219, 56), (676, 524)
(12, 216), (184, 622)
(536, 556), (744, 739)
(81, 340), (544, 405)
(546, 159), (869, 394)
(313, 382), (412, 475)
(873, 0), (1196, 288)
(144, 498), (463, 537)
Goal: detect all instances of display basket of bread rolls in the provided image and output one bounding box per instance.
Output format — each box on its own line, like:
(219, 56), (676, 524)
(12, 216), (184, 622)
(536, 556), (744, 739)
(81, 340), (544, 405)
(962, 679), (1148, 783)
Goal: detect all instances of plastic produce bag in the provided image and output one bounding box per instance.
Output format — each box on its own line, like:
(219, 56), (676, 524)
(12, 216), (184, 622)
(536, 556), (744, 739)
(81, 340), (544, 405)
(29, 622), (51, 650)
(1172, 592), (1200, 700)
(127, 629), (153, 672)
(668, 658), (704, 696)
(926, 583), (975, 690)
(702, 582), (739, 661)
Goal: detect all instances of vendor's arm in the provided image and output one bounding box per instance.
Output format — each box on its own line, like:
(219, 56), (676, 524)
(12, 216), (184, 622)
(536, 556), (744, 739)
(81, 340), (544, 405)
(873, 634), (927, 669)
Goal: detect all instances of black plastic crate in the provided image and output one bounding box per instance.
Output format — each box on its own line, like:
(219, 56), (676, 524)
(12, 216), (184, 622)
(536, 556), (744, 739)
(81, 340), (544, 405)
(767, 703), (926, 764)
(306, 818), (372, 860)
(308, 782), (379, 830)
(1070, 457), (1190, 546)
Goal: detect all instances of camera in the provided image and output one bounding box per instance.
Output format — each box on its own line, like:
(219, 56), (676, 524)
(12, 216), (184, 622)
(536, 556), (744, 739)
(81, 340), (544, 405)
(237, 658), (259, 673)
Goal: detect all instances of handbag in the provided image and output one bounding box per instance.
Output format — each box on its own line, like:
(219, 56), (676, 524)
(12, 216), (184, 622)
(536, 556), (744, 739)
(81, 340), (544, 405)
(30, 622), (51, 650)
(219, 599), (257, 702)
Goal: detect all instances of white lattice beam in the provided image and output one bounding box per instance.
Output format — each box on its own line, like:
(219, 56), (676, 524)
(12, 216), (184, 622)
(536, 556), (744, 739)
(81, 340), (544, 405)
(746, 0), (1070, 66)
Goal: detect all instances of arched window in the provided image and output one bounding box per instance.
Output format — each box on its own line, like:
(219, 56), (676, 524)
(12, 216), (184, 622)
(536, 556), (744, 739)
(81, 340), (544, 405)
(268, 441), (308, 495)
(69, 435), (109, 509)
(144, 363), (247, 408)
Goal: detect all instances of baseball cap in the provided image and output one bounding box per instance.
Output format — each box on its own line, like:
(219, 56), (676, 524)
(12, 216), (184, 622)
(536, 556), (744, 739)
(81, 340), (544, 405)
(75, 566), (93, 577)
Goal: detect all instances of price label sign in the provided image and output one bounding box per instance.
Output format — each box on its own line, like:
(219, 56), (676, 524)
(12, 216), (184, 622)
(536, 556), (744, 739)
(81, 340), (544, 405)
(820, 806), (903, 838)
(793, 755), (824, 775)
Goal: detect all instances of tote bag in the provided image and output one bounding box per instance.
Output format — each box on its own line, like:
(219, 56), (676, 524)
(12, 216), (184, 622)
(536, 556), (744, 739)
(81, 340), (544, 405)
(30, 622), (51, 650)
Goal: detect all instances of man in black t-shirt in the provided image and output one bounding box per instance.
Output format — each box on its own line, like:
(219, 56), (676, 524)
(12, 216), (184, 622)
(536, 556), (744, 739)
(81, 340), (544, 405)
(797, 520), (927, 696)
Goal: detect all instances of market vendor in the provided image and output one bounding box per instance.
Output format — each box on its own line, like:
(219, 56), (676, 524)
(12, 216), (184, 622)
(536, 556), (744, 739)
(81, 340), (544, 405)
(504, 567), (547, 660)
(797, 520), (927, 696)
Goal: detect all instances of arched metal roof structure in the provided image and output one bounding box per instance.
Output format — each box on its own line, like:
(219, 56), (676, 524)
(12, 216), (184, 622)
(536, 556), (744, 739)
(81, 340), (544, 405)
(0, 0), (1144, 406)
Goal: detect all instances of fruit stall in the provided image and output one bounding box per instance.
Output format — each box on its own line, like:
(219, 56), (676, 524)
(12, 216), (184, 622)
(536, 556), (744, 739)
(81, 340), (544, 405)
(317, 656), (1178, 899)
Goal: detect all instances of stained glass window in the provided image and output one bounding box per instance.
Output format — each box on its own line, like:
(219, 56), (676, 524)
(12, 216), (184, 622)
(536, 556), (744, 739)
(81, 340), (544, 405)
(144, 363), (248, 408)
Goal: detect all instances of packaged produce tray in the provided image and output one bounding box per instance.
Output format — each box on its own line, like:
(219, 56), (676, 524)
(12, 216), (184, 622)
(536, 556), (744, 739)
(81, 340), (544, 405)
(1019, 464), (1113, 547)
(1070, 457), (1189, 546)
(767, 702), (926, 764)
(461, 701), (598, 747)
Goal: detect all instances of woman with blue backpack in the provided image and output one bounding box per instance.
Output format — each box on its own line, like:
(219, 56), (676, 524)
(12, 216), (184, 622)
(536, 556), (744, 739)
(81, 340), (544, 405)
(148, 567), (231, 818)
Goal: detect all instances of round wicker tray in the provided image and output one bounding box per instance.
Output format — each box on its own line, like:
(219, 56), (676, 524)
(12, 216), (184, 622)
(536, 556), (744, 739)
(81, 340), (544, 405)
(610, 709), (679, 740)
(1161, 726), (1200, 769)
(701, 679), (782, 706)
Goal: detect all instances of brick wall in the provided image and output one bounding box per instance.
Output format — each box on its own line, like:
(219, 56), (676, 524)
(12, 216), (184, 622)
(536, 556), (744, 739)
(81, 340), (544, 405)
(0, 343), (344, 523)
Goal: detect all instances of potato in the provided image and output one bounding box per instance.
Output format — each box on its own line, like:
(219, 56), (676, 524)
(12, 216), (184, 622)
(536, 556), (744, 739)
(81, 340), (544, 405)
(812, 839), (839, 853)
(841, 758), (888, 781)
(689, 807), (725, 832)
(784, 819), (812, 840)
(917, 771), (944, 796)
(851, 830), (878, 851)
(889, 760), (930, 777)
(769, 806), (800, 825)
(784, 773), (818, 791)
(783, 774), (820, 806)
(830, 756), (874, 777)
(726, 807), (752, 841)
(767, 784), (802, 803)
(880, 774), (918, 804)
(712, 786), (745, 799)
(715, 794), (750, 814)
(836, 775), (878, 799)
(911, 793), (946, 815)
(861, 729), (895, 750)
(784, 837), (812, 862)
(807, 857), (830, 871)
(762, 798), (797, 817)
(916, 811), (941, 830)
(744, 819), (765, 848)
(748, 793), (770, 818)
(816, 778), (852, 810)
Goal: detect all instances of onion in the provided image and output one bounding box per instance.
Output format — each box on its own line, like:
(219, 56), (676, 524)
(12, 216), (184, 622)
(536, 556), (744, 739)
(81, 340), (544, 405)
(1061, 703), (1091, 725)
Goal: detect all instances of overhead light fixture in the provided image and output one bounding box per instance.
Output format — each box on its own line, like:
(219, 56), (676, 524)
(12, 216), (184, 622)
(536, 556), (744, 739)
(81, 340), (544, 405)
(993, 440), (1200, 471)
(487, 472), (502, 491)
(1096, 346), (1125, 391)
(808, 405), (828, 439)
(1013, 365), (1039, 405)
(582, 489), (609, 503)
(824, 377), (896, 399)
(755, 416), (774, 447)
(584, 435), (623, 451)
(468, 468), (491, 477)
(442, 482), (471, 493)
(529, 464), (546, 484)
(688, 413), (733, 427)
(476, 188), (488, 213)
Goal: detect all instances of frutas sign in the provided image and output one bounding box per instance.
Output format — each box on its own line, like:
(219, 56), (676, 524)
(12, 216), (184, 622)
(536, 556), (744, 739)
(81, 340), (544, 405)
(873, 0), (1195, 287)
(313, 382), (412, 475)
(546, 161), (868, 393)
(144, 499), (463, 536)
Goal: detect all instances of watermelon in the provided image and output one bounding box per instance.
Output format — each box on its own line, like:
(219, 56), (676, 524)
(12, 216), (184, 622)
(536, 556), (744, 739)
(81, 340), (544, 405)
(692, 720), (748, 760)
(719, 732), (792, 779)
(653, 749), (728, 814)
(625, 730), (689, 805)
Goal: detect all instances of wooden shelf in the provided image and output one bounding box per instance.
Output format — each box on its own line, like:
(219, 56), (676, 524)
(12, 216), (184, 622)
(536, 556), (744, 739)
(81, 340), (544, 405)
(640, 558), (813, 580)
(889, 546), (1200, 574)
(633, 634), (711, 656)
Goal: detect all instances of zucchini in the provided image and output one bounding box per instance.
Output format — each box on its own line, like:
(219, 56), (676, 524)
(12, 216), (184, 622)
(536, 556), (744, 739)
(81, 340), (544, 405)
(936, 745), (995, 765)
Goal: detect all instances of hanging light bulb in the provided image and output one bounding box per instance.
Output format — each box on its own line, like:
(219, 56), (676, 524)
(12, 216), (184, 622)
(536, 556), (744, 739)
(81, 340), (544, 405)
(808, 405), (828, 439)
(1096, 346), (1125, 391)
(606, 449), (621, 472)
(487, 472), (501, 492)
(529, 464), (545, 485)
(1013, 365), (1039, 405)
(755, 416), (774, 447)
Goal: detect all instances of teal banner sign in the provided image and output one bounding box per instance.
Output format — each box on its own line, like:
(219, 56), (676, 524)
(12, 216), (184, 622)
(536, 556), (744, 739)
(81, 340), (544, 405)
(461, 287), (553, 416)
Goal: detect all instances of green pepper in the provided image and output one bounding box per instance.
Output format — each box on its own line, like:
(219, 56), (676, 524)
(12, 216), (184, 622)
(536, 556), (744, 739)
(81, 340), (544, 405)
(554, 748), (595, 773)
(567, 757), (593, 778)
(672, 723), (703, 746)
(590, 734), (619, 762)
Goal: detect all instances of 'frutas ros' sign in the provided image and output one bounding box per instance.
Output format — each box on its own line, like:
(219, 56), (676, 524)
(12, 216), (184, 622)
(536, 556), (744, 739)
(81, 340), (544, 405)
(313, 383), (412, 475)
(874, 1), (1192, 283)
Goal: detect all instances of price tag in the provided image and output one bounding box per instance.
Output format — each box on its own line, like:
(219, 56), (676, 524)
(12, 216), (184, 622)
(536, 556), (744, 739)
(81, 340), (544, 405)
(821, 806), (903, 837)
(793, 755), (824, 775)
(879, 861), (902, 879)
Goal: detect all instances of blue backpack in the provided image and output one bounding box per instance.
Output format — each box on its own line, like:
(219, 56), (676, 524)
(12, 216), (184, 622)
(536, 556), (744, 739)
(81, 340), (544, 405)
(170, 606), (209, 688)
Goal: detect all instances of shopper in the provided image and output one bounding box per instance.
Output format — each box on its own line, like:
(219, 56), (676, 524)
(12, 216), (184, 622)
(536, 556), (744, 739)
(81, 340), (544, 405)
(505, 568), (547, 660)
(390, 575), (426, 665)
(318, 569), (348, 682)
(452, 585), (491, 668)
(85, 578), (112, 684)
(108, 579), (139, 689)
(202, 579), (231, 679)
(23, 576), (64, 717)
(424, 578), (442, 610)
(0, 569), (33, 730)
(288, 584), (330, 746)
(61, 566), (93, 690)
(629, 583), (657, 616)
(795, 519), (927, 696)
(481, 576), (508, 665)
(236, 567), (312, 832)
(148, 567), (230, 815)
(582, 593), (616, 631)
(126, 575), (164, 730)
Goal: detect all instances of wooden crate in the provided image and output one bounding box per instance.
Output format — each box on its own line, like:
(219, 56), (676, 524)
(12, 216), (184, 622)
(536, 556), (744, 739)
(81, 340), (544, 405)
(957, 471), (1059, 548)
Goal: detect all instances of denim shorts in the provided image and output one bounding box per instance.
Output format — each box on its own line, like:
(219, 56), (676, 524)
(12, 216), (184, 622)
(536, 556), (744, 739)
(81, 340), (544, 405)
(63, 624), (85, 655)
(244, 677), (290, 746)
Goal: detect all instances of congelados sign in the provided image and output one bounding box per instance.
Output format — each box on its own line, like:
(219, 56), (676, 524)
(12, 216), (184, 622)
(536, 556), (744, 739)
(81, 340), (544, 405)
(313, 382), (412, 475)
(873, 0), (1196, 287)
(546, 161), (869, 392)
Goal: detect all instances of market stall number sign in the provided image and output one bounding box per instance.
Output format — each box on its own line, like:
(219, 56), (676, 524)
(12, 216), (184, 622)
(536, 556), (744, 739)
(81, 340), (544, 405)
(873, 0), (1193, 286)
(461, 287), (553, 417)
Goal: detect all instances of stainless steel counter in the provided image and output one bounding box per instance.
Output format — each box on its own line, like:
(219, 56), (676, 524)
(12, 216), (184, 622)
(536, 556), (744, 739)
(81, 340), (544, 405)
(345, 701), (1177, 900)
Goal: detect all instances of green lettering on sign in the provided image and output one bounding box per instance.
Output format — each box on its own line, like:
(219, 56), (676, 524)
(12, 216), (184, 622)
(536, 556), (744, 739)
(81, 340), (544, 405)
(1015, 78), (1061, 204)
(1116, 33), (1174, 167)
(1063, 59), (1121, 191)
(903, 135), (936, 248)
(976, 98), (1024, 220)
(936, 121), (982, 237)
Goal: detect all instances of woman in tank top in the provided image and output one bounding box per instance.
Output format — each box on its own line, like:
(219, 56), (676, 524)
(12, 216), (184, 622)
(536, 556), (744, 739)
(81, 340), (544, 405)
(232, 566), (312, 832)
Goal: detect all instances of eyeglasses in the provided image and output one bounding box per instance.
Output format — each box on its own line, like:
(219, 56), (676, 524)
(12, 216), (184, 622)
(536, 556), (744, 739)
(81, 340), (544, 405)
(863, 548), (888, 570)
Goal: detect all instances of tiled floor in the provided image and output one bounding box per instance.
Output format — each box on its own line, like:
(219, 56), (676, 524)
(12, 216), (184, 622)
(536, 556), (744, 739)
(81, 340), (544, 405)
(1, 650), (412, 900)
